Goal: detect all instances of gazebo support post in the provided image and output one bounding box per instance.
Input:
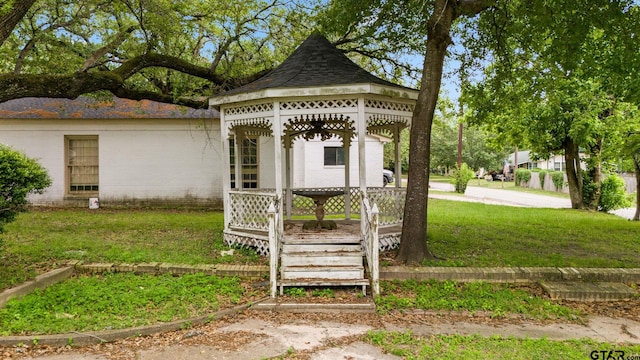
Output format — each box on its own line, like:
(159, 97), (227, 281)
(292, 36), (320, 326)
(234, 133), (242, 190)
(344, 136), (351, 220)
(357, 98), (367, 235)
(285, 140), (292, 220)
(394, 124), (402, 188)
(273, 102), (284, 227)
(221, 114), (231, 232)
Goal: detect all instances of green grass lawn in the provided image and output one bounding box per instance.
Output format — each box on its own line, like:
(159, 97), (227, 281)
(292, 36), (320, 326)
(422, 199), (640, 268)
(0, 272), (260, 336)
(366, 332), (640, 360)
(0, 208), (263, 290)
(377, 280), (579, 320)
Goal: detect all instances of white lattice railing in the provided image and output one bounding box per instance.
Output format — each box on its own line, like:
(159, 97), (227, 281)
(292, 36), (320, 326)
(228, 190), (278, 232)
(267, 201), (281, 298)
(284, 187), (405, 221)
(287, 187), (360, 217)
(367, 187), (406, 227)
(361, 195), (380, 296)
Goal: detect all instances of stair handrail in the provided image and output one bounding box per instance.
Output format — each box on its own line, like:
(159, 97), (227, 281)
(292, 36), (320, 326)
(267, 199), (281, 298)
(362, 196), (380, 296)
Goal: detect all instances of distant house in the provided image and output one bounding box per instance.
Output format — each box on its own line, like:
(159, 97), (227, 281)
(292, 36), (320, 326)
(0, 97), (387, 207)
(509, 150), (570, 171)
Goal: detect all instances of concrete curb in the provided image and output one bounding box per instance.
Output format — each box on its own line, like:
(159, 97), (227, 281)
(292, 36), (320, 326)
(0, 267), (74, 308)
(0, 299), (269, 347)
(379, 266), (640, 283)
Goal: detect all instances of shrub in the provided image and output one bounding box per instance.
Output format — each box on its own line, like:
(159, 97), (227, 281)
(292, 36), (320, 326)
(0, 145), (51, 234)
(451, 163), (475, 193)
(537, 170), (549, 189)
(551, 171), (565, 191)
(599, 174), (631, 212)
(582, 174), (598, 207)
(515, 169), (531, 186)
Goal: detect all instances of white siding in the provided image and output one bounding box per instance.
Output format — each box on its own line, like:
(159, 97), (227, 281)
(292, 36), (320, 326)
(0, 118), (222, 205)
(294, 136), (384, 188)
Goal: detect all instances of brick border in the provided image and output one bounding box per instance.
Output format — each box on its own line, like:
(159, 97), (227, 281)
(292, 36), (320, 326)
(379, 266), (640, 283)
(0, 301), (267, 347)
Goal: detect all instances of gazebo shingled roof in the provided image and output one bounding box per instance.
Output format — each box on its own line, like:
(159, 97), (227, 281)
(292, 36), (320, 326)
(221, 33), (414, 96)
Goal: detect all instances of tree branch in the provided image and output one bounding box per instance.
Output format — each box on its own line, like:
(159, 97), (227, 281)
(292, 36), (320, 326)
(81, 26), (136, 72)
(0, 0), (37, 46)
(456, 0), (496, 17)
(111, 88), (208, 109)
(0, 55), (272, 107)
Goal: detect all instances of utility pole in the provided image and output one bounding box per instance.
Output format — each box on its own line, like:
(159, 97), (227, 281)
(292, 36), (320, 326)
(457, 120), (463, 168)
(457, 62), (467, 169)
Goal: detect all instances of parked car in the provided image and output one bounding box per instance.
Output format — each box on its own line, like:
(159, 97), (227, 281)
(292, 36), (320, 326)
(383, 169), (394, 187)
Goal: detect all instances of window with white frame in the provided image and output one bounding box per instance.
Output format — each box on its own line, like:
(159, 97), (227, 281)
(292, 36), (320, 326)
(66, 136), (99, 194)
(229, 137), (259, 189)
(324, 146), (345, 166)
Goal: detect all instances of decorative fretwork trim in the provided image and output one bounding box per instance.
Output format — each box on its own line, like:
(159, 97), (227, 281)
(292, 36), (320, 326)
(365, 99), (414, 113)
(224, 103), (273, 116)
(228, 117), (273, 137)
(367, 114), (410, 137)
(280, 99), (358, 111)
(283, 114), (355, 146)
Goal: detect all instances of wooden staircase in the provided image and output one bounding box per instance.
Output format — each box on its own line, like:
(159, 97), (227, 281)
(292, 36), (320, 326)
(278, 231), (369, 295)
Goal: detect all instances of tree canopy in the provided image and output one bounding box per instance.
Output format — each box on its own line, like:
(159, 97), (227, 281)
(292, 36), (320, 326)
(0, 0), (325, 107)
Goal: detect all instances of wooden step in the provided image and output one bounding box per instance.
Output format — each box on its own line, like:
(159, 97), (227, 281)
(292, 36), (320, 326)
(282, 243), (361, 253)
(279, 278), (370, 287)
(281, 252), (363, 267)
(278, 230), (368, 296)
(283, 233), (360, 245)
(278, 278), (369, 296)
(281, 265), (365, 280)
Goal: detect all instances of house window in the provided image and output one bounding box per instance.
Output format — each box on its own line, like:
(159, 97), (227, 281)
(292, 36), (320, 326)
(66, 136), (99, 194)
(229, 137), (259, 189)
(324, 147), (345, 166)
(554, 161), (565, 171)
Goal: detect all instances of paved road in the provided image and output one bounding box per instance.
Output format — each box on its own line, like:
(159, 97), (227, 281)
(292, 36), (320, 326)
(428, 182), (571, 208)
(429, 182), (637, 219)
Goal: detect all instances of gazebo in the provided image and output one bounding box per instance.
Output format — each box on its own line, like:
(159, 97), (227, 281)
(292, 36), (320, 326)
(209, 34), (418, 297)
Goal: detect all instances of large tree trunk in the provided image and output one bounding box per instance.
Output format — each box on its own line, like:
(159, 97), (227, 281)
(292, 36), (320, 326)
(564, 138), (586, 209)
(586, 140), (603, 210)
(0, 0), (37, 47)
(396, 0), (455, 264)
(634, 154), (640, 221)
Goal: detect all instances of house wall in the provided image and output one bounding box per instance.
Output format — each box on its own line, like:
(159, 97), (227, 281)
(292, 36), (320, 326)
(0, 118), (222, 207)
(293, 136), (385, 188)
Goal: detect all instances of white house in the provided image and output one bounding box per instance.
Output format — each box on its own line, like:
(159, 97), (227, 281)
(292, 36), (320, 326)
(0, 97), (388, 207)
(509, 150), (568, 171)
